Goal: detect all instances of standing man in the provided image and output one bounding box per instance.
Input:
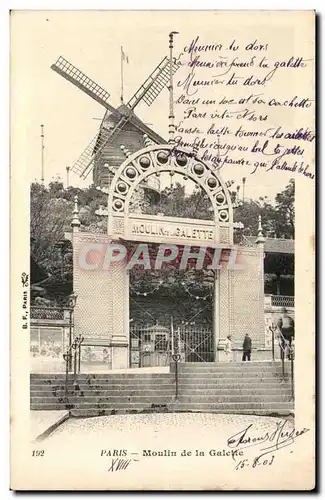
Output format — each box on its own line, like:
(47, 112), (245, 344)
(277, 307), (295, 360)
(242, 333), (252, 361)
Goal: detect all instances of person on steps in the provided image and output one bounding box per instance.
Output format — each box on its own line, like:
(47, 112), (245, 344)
(242, 333), (252, 361)
(224, 335), (233, 362)
(277, 307), (295, 360)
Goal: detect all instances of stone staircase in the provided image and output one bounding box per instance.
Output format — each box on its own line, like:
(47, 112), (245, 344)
(30, 362), (294, 417)
(30, 373), (175, 417)
(170, 362), (294, 415)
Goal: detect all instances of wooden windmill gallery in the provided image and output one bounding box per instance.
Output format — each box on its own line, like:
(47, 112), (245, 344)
(50, 33), (267, 372)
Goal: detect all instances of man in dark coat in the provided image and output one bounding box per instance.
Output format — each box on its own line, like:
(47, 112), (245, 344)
(242, 333), (252, 361)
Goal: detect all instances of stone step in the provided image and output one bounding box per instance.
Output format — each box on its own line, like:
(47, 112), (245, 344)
(30, 373), (286, 383)
(30, 383), (174, 390)
(178, 388), (291, 395)
(179, 368), (287, 374)
(30, 396), (173, 404)
(68, 408), (294, 417)
(30, 394), (292, 404)
(30, 372), (291, 387)
(178, 362), (286, 366)
(177, 372), (287, 378)
(30, 376), (174, 385)
(176, 395), (292, 403)
(177, 376), (288, 382)
(30, 402), (166, 411)
(177, 363), (290, 370)
(30, 375), (292, 387)
(30, 374), (174, 381)
(168, 402), (294, 410)
(30, 387), (292, 397)
(30, 363), (290, 375)
(178, 380), (291, 385)
(30, 386), (175, 396)
(31, 401), (294, 411)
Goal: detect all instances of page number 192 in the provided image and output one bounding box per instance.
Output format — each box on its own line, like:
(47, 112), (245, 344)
(32, 450), (44, 457)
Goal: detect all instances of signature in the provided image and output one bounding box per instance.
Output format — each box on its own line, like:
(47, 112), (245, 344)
(108, 458), (135, 472)
(227, 419), (309, 462)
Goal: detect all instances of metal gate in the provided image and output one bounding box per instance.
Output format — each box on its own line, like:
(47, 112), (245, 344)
(172, 322), (214, 363)
(130, 320), (214, 367)
(129, 280), (214, 366)
(130, 323), (171, 368)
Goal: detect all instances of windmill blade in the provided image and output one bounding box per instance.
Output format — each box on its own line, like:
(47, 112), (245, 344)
(71, 115), (129, 179)
(127, 56), (180, 110)
(51, 56), (117, 113)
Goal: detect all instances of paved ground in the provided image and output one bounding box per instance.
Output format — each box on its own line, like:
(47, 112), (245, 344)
(47, 412), (295, 445)
(30, 410), (69, 442)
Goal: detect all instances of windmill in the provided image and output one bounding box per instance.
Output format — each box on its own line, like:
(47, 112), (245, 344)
(51, 55), (180, 184)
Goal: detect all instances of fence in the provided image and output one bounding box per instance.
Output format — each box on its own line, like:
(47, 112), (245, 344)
(270, 295), (294, 308)
(30, 306), (66, 321)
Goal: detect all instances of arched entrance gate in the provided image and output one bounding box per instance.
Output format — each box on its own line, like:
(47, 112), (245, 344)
(72, 142), (265, 369)
(106, 143), (233, 368)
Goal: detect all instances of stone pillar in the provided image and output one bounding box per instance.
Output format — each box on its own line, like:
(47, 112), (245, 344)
(111, 261), (129, 369)
(71, 195), (80, 234)
(71, 195), (80, 341)
(217, 265), (230, 361)
(213, 270), (220, 362)
(255, 214), (266, 348)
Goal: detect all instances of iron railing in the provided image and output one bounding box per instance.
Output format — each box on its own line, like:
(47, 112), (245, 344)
(30, 306), (66, 321)
(63, 335), (84, 407)
(277, 330), (295, 401)
(271, 295), (294, 308)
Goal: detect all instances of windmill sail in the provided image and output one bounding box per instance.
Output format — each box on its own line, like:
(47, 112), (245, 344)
(71, 115), (129, 179)
(51, 56), (116, 113)
(127, 56), (180, 110)
(56, 54), (180, 180)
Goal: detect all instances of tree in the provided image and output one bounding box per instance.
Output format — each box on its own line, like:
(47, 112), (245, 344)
(233, 198), (277, 237)
(142, 182), (213, 220)
(30, 181), (107, 304)
(30, 182), (73, 269)
(274, 179), (295, 238)
(230, 179), (295, 238)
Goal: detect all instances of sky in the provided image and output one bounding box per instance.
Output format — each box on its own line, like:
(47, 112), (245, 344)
(10, 10), (314, 203)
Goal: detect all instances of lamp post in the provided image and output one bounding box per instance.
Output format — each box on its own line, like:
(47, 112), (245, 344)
(242, 177), (246, 202)
(68, 293), (78, 371)
(66, 166), (70, 188)
(55, 239), (67, 279)
(236, 185), (240, 204)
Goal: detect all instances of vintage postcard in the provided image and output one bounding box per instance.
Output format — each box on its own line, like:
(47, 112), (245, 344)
(10, 10), (315, 490)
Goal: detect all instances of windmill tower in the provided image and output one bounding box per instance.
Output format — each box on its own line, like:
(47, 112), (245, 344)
(51, 55), (179, 195)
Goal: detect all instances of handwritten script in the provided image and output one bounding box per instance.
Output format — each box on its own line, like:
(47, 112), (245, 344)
(174, 34), (315, 181)
(227, 419), (309, 469)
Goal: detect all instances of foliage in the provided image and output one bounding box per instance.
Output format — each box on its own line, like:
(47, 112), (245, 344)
(30, 181), (107, 304)
(274, 179), (295, 238)
(142, 183), (213, 220)
(231, 179), (295, 239)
